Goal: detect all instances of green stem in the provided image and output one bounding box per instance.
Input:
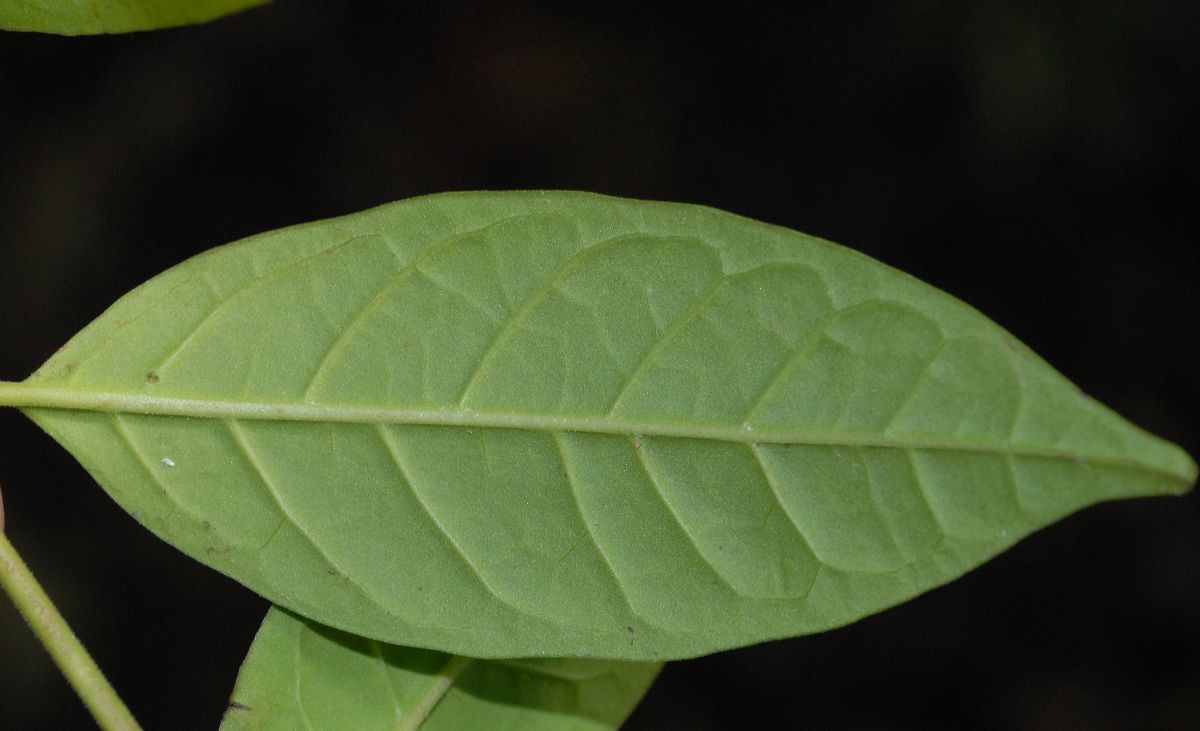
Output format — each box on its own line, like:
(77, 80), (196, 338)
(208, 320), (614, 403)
(0, 528), (142, 731)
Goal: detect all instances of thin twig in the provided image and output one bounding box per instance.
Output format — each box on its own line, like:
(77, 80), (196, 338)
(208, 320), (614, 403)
(0, 525), (142, 731)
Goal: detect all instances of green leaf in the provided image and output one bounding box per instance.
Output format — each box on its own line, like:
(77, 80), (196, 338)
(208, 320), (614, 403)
(220, 607), (661, 731)
(1, 191), (1192, 660)
(0, 0), (270, 34)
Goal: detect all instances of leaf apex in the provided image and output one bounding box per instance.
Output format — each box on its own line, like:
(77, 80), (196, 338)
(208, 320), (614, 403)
(1144, 436), (1198, 495)
(1173, 445), (1199, 494)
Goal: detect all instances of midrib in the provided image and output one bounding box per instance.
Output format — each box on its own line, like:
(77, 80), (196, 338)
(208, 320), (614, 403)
(395, 655), (473, 731)
(0, 381), (1181, 483)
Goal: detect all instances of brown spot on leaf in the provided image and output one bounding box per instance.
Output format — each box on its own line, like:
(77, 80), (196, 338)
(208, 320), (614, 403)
(146, 372), (160, 383)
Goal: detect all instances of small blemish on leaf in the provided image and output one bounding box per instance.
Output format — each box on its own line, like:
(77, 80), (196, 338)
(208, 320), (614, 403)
(146, 371), (160, 383)
(161, 457), (176, 468)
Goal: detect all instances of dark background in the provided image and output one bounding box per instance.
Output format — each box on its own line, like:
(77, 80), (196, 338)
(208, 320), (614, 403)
(0, 1), (1196, 729)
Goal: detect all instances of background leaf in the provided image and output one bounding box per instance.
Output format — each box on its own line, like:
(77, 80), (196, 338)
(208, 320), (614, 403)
(11, 191), (1193, 661)
(0, 0), (270, 34)
(220, 606), (661, 731)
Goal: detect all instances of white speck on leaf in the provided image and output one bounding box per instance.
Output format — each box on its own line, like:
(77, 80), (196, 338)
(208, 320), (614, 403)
(161, 457), (176, 468)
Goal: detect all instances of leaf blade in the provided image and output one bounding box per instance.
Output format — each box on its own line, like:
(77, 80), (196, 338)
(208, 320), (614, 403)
(11, 191), (1194, 659)
(219, 607), (662, 731)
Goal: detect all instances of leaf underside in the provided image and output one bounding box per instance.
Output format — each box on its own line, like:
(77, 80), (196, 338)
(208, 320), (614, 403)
(221, 607), (661, 731)
(20, 191), (1195, 660)
(0, 0), (270, 34)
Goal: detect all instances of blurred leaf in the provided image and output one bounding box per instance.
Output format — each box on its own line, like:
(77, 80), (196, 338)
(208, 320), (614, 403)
(0, 0), (270, 35)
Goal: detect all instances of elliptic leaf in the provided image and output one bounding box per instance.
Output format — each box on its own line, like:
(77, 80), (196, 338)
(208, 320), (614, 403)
(220, 607), (661, 731)
(2, 191), (1193, 660)
(0, 0), (270, 35)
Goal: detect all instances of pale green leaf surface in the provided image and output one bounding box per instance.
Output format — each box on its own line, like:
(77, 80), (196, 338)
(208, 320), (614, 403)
(5, 191), (1193, 659)
(0, 0), (270, 34)
(220, 607), (661, 731)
